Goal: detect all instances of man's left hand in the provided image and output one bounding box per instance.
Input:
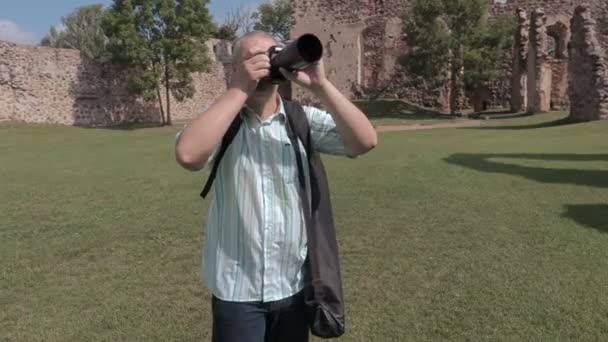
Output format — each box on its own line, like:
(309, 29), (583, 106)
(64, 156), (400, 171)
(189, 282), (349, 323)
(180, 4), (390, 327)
(279, 59), (329, 93)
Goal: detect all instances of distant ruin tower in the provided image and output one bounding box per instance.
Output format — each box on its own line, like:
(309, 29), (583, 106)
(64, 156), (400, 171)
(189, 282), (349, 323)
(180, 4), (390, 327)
(511, 8), (529, 113)
(568, 5), (608, 121)
(527, 8), (552, 113)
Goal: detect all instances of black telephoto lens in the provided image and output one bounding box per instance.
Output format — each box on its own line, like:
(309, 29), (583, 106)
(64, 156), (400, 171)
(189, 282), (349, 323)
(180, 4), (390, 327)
(268, 34), (323, 83)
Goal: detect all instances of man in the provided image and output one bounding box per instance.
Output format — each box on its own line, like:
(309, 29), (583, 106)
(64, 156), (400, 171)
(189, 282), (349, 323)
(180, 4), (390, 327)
(175, 31), (377, 342)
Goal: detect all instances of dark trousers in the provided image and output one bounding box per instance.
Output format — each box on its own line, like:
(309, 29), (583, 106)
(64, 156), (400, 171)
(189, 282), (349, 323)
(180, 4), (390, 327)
(211, 291), (309, 342)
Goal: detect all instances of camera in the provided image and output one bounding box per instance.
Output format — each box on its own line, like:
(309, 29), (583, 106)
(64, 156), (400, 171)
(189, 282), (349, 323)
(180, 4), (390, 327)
(267, 34), (324, 83)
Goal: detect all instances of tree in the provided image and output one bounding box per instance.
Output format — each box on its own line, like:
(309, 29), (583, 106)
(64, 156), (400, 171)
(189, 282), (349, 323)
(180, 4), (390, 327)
(213, 5), (256, 41)
(102, 0), (215, 126)
(40, 4), (108, 59)
(462, 16), (515, 95)
(252, 0), (291, 42)
(400, 0), (514, 114)
(40, 26), (63, 47)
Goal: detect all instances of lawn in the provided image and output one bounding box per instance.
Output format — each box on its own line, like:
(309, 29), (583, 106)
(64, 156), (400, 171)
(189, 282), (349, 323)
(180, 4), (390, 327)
(1, 112), (608, 341)
(354, 99), (461, 126)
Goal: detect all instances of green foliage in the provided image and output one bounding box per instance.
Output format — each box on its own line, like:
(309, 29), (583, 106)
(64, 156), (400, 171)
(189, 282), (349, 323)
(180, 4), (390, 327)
(399, 14), (451, 89)
(102, 0), (215, 125)
(400, 0), (514, 95)
(214, 24), (238, 41)
(212, 5), (256, 41)
(252, 0), (291, 42)
(463, 16), (515, 92)
(548, 35), (557, 57)
(211, 0), (290, 42)
(40, 4), (108, 59)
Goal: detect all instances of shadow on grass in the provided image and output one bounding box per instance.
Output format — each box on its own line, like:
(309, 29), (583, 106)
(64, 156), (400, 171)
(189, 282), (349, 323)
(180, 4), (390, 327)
(469, 111), (532, 120)
(444, 153), (608, 188)
(465, 117), (572, 130)
(79, 122), (168, 131)
(563, 204), (608, 232)
(354, 99), (449, 121)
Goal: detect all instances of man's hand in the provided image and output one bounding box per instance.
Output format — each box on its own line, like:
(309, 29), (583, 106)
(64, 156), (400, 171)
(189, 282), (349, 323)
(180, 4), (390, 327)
(279, 54), (377, 157)
(177, 48), (273, 171)
(230, 47), (272, 95)
(279, 59), (329, 93)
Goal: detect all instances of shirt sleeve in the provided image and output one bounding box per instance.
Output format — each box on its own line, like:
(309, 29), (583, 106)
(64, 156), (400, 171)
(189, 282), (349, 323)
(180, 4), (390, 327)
(174, 105), (219, 170)
(303, 105), (348, 156)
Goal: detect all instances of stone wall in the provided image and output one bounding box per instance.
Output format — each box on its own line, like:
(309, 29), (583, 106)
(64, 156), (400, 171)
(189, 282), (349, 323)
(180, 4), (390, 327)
(569, 5), (608, 121)
(548, 59), (568, 109)
(291, 0), (447, 107)
(527, 8), (552, 113)
(0, 39), (228, 126)
(292, 0), (608, 113)
(511, 7), (530, 112)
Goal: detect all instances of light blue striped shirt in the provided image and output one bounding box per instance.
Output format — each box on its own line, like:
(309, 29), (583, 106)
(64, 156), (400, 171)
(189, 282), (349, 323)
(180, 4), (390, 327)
(178, 99), (347, 302)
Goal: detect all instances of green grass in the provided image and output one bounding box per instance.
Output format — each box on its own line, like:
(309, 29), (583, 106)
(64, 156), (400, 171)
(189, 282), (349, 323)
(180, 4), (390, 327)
(354, 99), (460, 126)
(2, 112), (608, 341)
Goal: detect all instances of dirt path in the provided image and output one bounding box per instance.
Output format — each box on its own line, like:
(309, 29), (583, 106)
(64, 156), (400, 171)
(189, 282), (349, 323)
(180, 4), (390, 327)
(375, 120), (483, 132)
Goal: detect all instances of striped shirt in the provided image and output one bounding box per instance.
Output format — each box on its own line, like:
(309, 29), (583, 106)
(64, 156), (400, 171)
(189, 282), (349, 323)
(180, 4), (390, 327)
(178, 98), (347, 302)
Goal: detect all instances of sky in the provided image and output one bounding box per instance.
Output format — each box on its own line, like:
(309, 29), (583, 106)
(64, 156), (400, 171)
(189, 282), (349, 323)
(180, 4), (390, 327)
(0, 0), (266, 45)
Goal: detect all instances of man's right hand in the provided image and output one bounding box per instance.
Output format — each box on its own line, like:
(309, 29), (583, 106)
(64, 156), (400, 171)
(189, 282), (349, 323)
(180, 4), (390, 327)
(230, 47), (272, 95)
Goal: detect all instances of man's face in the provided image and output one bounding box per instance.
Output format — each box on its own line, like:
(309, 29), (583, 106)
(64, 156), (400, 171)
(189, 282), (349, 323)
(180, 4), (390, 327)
(237, 35), (280, 94)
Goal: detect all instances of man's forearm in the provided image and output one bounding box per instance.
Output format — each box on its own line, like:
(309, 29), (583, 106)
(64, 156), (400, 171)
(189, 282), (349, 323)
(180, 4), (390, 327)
(312, 81), (378, 156)
(175, 88), (248, 170)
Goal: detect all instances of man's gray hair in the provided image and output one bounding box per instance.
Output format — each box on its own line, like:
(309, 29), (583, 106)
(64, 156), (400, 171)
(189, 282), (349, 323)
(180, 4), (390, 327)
(231, 31), (278, 63)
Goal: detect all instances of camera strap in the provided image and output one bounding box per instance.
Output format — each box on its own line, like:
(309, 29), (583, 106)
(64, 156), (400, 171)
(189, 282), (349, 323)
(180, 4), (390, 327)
(283, 101), (346, 338)
(199, 112), (243, 199)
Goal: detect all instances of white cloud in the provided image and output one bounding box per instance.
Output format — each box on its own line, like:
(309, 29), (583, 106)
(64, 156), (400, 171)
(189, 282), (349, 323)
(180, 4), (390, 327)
(0, 20), (38, 45)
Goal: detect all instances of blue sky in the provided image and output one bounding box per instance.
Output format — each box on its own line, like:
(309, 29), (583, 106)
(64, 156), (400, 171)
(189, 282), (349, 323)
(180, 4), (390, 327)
(0, 0), (266, 45)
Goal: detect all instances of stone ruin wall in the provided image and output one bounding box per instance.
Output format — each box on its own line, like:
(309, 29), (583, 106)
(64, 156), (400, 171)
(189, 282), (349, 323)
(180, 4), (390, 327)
(569, 5), (608, 121)
(0, 39), (229, 126)
(2, 1), (607, 125)
(527, 8), (552, 113)
(292, 0), (608, 113)
(290, 0), (447, 108)
(508, 1), (608, 119)
(511, 7), (529, 112)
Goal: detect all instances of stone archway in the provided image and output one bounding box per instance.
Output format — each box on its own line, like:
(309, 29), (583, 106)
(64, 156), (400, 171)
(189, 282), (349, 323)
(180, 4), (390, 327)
(547, 22), (568, 59)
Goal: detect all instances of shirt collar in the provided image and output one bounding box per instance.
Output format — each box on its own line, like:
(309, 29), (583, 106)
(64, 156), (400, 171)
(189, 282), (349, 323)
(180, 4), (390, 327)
(241, 96), (287, 123)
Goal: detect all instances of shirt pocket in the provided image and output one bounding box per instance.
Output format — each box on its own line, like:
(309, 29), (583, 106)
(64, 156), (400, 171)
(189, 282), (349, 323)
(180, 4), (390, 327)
(281, 143), (299, 184)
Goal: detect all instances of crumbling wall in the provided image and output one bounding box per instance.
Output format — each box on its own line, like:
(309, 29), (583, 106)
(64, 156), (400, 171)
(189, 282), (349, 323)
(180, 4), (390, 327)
(291, 0), (608, 113)
(526, 8), (552, 113)
(598, 0), (608, 53)
(545, 17), (570, 110)
(492, 0), (577, 18)
(291, 0), (444, 107)
(568, 5), (608, 121)
(0, 39), (227, 126)
(511, 7), (530, 112)
(290, 0), (367, 104)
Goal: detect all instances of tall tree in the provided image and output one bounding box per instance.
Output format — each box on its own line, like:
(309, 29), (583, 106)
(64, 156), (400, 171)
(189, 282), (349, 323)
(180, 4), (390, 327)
(213, 4), (256, 41)
(400, 0), (514, 114)
(462, 16), (515, 97)
(102, 0), (215, 126)
(40, 4), (108, 59)
(252, 0), (291, 42)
